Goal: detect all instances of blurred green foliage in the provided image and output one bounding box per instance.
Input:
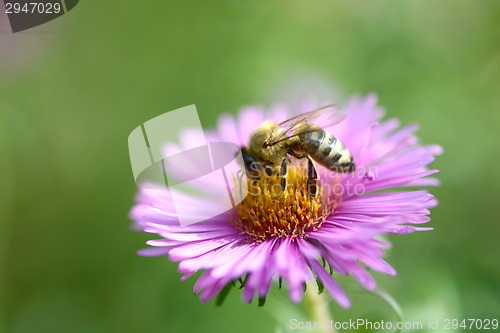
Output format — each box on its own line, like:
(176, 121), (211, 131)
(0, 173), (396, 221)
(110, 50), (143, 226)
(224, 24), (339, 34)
(1, 1), (499, 332)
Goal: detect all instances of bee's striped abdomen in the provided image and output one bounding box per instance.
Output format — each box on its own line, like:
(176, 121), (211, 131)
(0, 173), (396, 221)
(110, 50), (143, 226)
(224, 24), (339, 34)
(300, 129), (355, 172)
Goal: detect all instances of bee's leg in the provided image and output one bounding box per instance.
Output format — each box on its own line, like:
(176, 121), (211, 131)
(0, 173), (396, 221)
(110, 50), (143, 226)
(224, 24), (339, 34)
(263, 164), (273, 177)
(307, 156), (318, 198)
(280, 158), (287, 193)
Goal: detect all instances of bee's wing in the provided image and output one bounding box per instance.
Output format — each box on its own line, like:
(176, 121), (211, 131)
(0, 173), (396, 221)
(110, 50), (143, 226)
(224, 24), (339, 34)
(266, 104), (346, 146)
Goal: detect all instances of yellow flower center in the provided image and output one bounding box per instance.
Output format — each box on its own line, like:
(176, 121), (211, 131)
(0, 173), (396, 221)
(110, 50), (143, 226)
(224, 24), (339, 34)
(233, 164), (336, 242)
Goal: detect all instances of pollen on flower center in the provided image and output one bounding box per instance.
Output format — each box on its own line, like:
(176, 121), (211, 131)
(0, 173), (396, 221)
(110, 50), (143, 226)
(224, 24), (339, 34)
(233, 164), (336, 242)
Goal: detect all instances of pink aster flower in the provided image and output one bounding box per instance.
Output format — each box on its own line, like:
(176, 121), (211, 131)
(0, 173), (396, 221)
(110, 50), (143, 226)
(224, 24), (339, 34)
(130, 94), (441, 308)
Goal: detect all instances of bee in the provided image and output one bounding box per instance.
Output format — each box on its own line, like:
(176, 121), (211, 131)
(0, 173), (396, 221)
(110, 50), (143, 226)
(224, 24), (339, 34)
(241, 105), (355, 197)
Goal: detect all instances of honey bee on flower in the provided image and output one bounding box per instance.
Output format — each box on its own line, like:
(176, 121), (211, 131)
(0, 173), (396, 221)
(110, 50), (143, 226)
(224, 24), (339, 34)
(131, 95), (441, 308)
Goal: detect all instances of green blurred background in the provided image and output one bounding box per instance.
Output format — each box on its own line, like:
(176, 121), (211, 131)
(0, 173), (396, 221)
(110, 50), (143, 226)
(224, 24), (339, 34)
(1, 1), (499, 332)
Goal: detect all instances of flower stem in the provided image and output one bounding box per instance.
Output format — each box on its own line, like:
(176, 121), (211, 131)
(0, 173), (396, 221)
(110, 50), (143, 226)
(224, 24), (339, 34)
(304, 281), (337, 333)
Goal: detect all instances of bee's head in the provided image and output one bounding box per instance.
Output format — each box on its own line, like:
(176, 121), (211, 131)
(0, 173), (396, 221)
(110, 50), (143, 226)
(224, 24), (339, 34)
(246, 121), (287, 165)
(248, 121), (278, 149)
